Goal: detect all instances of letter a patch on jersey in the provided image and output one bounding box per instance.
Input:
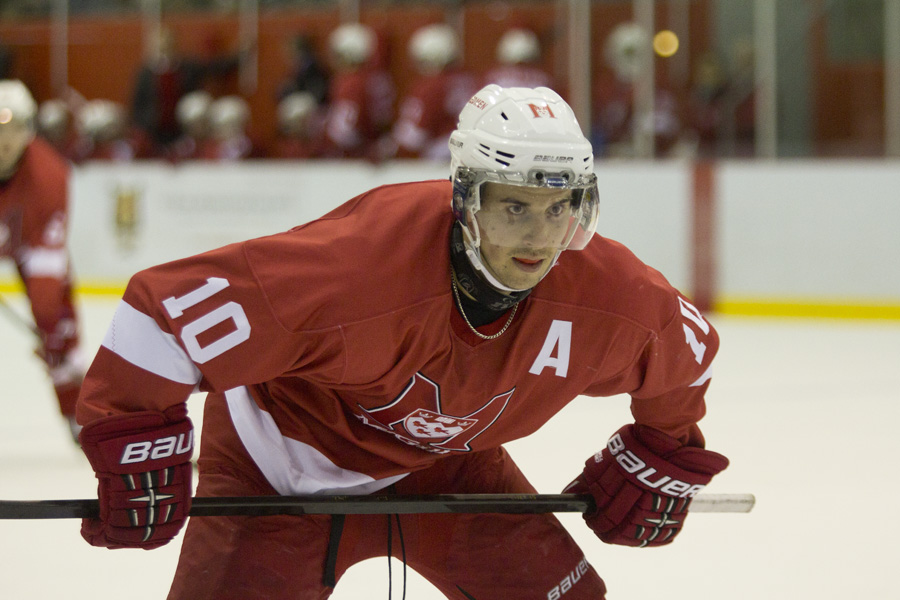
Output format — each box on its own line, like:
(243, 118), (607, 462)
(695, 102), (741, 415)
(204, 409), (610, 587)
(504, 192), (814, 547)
(529, 320), (572, 377)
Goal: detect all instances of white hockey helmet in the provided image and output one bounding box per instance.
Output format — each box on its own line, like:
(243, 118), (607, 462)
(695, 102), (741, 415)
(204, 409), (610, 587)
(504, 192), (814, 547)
(329, 23), (376, 67)
(496, 29), (541, 65)
(76, 99), (126, 141)
(409, 24), (459, 73)
(449, 85), (599, 291)
(604, 22), (651, 82)
(0, 79), (37, 130)
(38, 99), (70, 135)
(176, 90), (212, 129)
(209, 95), (250, 138)
(278, 91), (317, 134)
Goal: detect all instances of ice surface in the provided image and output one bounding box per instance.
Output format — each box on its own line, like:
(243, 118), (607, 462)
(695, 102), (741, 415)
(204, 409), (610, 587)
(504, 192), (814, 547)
(1, 295), (898, 599)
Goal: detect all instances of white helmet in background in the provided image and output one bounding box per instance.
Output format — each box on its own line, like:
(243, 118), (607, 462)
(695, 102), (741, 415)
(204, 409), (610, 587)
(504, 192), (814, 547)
(38, 99), (70, 138)
(329, 23), (376, 67)
(0, 80), (38, 176)
(77, 99), (126, 141)
(278, 92), (317, 135)
(0, 79), (37, 130)
(209, 95), (250, 139)
(409, 24), (459, 73)
(176, 90), (212, 129)
(496, 29), (541, 65)
(604, 22), (651, 82)
(449, 85), (599, 291)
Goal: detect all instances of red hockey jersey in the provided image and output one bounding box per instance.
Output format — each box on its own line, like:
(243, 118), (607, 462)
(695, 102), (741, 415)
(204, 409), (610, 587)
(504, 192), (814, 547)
(322, 68), (395, 158)
(0, 138), (72, 333)
(77, 179), (717, 496)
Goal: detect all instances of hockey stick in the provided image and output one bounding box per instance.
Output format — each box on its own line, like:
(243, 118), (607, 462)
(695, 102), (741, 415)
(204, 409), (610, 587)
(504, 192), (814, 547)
(0, 493), (754, 520)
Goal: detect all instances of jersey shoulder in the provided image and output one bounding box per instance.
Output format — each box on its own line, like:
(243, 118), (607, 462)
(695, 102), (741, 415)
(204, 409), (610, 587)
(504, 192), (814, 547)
(243, 179), (453, 331)
(23, 138), (70, 182)
(5, 139), (69, 212)
(539, 235), (685, 332)
(20, 138), (69, 197)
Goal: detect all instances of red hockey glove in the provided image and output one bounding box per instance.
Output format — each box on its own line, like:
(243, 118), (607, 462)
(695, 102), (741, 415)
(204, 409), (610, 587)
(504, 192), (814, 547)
(79, 405), (194, 549)
(565, 424), (728, 548)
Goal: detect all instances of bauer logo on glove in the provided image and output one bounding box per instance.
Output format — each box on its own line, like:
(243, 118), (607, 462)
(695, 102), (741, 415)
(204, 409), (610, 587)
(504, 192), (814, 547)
(606, 432), (707, 499)
(120, 432), (193, 465)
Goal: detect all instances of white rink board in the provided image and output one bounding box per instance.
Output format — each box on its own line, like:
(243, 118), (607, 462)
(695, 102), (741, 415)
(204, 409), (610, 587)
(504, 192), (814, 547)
(60, 159), (900, 304)
(63, 160), (693, 291)
(718, 160), (900, 300)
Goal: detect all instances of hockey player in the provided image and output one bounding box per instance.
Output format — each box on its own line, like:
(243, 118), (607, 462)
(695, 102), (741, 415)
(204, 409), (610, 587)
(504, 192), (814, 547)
(484, 28), (556, 90)
(0, 79), (86, 442)
(390, 23), (477, 160)
(320, 23), (395, 160)
(76, 85), (728, 599)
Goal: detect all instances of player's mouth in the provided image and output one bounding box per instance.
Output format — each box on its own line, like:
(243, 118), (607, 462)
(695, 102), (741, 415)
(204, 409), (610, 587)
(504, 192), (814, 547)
(513, 256), (546, 272)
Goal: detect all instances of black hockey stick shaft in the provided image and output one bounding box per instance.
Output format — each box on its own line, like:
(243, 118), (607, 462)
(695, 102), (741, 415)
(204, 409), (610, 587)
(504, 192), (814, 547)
(0, 493), (754, 520)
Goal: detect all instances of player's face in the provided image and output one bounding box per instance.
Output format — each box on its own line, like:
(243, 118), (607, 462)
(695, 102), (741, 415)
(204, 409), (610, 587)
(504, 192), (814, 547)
(475, 182), (574, 290)
(0, 119), (32, 178)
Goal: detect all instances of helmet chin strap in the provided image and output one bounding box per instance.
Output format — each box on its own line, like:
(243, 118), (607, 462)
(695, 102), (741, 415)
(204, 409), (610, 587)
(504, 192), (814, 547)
(457, 222), (525, 293)
(465, 246), (525, 294)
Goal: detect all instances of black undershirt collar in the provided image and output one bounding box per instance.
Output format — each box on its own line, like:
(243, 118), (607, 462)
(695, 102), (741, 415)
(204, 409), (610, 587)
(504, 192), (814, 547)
(449, 223), (531, 327)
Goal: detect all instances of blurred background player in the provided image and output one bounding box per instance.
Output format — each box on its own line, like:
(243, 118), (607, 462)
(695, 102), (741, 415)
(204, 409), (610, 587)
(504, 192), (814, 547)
(390, 23), (477, 160)
(592, 22), (684, 158)
(277, 33), (330, 108)
(36, 98), (76, 159)
(0, 79), (86, 442)
(321, 22), (395, 160)
(168, 90), (213, 162)
(130, 27), (243, 154)
(71, 99), (150, 162)
(273, 91), (322, 159)
(484, 27), (555, 90)
(198, 95), (259, 161)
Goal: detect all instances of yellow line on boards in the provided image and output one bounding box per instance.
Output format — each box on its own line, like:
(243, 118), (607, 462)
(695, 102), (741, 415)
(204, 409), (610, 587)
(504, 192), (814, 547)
(3, 281), (900, 320)
(714, 298), (900, 321)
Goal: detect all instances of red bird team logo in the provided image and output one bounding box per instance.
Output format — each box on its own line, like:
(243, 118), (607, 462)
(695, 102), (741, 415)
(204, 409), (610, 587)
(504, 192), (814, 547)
(356, 373), (513, 454)
(528, 103), (556, 118)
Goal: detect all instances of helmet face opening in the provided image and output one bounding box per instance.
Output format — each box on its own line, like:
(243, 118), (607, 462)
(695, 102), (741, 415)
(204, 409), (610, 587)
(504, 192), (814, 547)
(452, 166), (599, 253)
(447, 85), (599, 292)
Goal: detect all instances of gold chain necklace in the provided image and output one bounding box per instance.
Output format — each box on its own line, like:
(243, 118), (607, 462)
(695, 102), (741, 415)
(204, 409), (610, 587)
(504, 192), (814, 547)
(450, 270), (518, 340)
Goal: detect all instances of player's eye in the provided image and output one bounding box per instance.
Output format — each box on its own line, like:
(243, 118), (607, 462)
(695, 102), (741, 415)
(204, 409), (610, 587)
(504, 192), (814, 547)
(547, 201), (570, 217)
(506, 203), (526, 216)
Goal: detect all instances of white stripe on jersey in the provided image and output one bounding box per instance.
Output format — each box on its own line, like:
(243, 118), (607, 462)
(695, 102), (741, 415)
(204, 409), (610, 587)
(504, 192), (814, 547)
(102, 300), (202, 385)
(20, 247), (68, 278)
(225, 386), (408, 496)
(690, 363), (713, 387)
